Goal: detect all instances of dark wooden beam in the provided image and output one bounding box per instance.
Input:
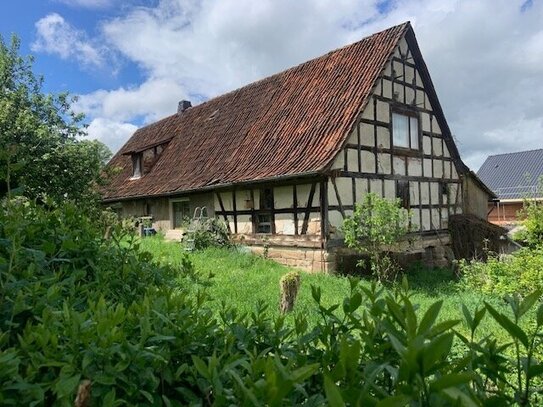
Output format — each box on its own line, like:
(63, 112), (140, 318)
(320, 180), (329, 241)
(331, 177), (346, 219)
(293, 185), (298, 235)
(215, 192), (231, 233)
(250, 189), (256, 233)
(328, 203), (452, 212)
(338, 170), (462, 184)
(301, 182), (317, 235)
(232, 190), (238, 234)
(270, 189), (276, 234)
(344, 143), (453, 162)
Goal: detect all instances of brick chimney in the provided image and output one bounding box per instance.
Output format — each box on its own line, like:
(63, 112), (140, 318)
(178, 100), (192, 114)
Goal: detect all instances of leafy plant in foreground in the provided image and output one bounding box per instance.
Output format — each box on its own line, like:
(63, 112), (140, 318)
(3, 200), (543, 405)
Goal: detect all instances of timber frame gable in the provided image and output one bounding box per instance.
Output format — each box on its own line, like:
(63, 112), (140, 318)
(322, 24), (467, 240)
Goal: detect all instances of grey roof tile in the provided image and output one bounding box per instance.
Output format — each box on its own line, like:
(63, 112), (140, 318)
(477, 149), (543, 199)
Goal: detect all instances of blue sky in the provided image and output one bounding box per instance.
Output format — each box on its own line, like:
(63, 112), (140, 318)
(1, 0), (542, 169)
(0, 1), (147, 94)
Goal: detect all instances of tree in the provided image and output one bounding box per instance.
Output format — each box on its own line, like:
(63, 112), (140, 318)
(343, 192), (411, 281)
(0, 34), (111, 205)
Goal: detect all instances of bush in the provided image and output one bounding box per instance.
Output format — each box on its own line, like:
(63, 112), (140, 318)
(4, 199), (543, 405)
(343, 192), (411, 281)
(184, 217), (230, 250)
(515, 200), (543, 247)
(0, 198), (178, 342)
(459, 247), (543, 296)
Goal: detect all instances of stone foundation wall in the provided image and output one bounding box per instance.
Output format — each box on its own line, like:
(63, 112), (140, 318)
(240, 233), (454, 274)
(248, 246), (334, 273)
(332, 232), (453, 274)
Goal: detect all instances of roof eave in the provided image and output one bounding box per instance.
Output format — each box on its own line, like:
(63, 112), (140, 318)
(101, 170), (325, 203)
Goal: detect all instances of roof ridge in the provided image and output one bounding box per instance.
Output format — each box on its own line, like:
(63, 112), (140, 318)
(132, 21), (411, 135)
(486, 148), (543, 159)
(192, 21), (411, 110)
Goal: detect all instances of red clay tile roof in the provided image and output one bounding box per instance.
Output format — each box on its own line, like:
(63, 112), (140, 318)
(102, 22), (410, 201)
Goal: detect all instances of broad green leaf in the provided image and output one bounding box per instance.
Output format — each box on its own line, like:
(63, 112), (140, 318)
(140, 390), (154, 403)
(54, 374), (80, 398)
(528, 363), (543, 379)
(537, 303), (543, 327)
(423, 333), (454, 373)
(311, 285), (321, 304)
(430, 372), (475, 391)
(376, 395), (411, 407)
(442, 387), (478, 407)
(103, 389), (116, 407)
(473, 307), (486, 333)
(388, 333), (406, 356)
(191, 355), (209, 379)
(386, 298), (406, 329)
(404, 297), (417, 339)
(462, 304), (474, 330)
(291, 363), (319, 383)
(418, 300), (443, 336)
(429, 320), (461, 337)
(350, 292), (362, 312)
(485, 302), (529, 348)
(324, 375), (345, 407)
(229, 371), (260, 406)
(519, 290), (541, 318)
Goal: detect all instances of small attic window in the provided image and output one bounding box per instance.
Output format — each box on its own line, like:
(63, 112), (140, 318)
(131, 153), (142, 179)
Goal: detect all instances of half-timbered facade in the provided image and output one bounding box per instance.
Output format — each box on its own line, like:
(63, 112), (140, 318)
(102, 22), (492, 272)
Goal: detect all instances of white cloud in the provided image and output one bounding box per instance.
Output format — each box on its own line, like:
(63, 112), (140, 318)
(76, 78), (189, 122)
(86, 118), (138, 153)
(64, 0), (543, 168)
(32, 13), (109, 69)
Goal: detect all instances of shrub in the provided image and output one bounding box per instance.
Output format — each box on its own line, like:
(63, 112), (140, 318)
(459, 247), (543, 296)
(0, 198), (178, 343)
(4, 199), (543, 405)
(184, 217), (230, 250)
(515, 200), (543, 247)
(343, 192), (411, 281)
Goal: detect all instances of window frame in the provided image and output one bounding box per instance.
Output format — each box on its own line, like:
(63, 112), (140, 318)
(391, 107), (421, 151)
(254, 188), (275, 234)
(131, 153), (143, 179)
(170, 198), (191, 229)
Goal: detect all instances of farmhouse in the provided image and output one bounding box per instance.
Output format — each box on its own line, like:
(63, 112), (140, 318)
(102, 22), (492, 272)
(478, 149), (543, 225)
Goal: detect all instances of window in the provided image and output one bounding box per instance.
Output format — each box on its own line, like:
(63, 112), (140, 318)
(396, 180), (410, 209)
(392, 112), (419, 149)
(255, 188), (274, 234)
(256, 214), (273, 234)
(172, 200), (190, 229)
(131, 153), (142, 179)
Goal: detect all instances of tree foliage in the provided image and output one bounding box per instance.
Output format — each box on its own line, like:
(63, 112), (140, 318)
(516, 201), (543, 248)
(343, 192), (411, 280)
(0, 34), (110, 204)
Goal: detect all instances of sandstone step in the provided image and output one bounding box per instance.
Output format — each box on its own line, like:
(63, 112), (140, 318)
(164, 229), (184, 241)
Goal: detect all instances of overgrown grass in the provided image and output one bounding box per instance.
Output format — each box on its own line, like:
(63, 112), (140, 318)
(140, 237), (350, 324)
(139, 236), (513, 334)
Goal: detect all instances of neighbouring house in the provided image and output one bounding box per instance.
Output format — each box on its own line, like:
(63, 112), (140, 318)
(478, 149), (543, 226)
(102, 22), (493, 272)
